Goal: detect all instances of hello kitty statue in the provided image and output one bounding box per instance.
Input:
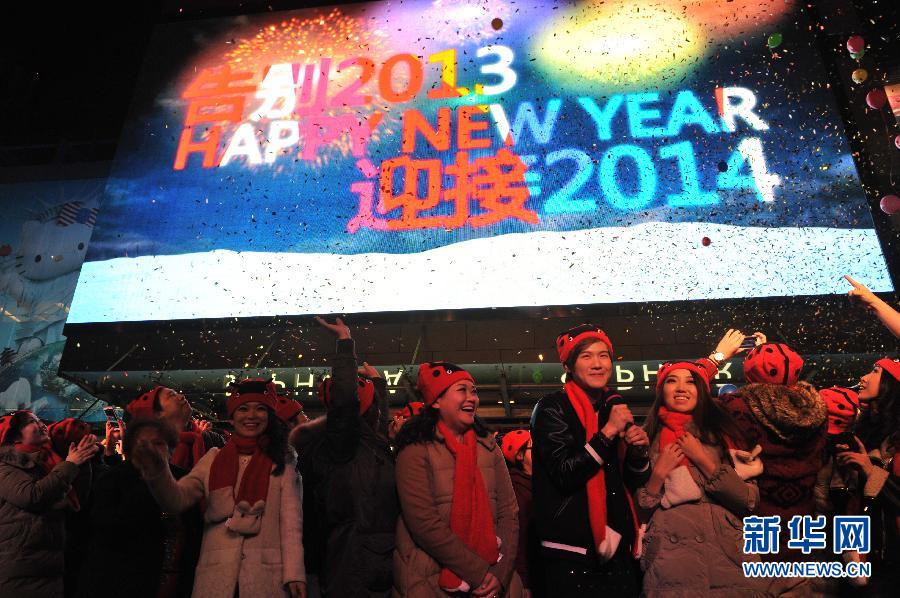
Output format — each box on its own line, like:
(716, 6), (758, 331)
(0, 201), (97, 357)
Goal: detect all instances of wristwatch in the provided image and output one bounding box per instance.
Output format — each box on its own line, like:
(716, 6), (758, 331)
(708, 352), (726, 365)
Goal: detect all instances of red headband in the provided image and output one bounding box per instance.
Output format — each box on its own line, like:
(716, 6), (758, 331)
(416, 362), (475, 406)
(876, 358), (900, 382)
(318, 376), (377, 416)
(228, 379), (278, 417)
(656, 360), (718, 392)
(556, 324), (613, 364)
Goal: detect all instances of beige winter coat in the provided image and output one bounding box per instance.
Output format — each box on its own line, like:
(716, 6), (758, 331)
(145, 447), (305, 598)
(637, 434), (769, 598)
(393, 429), (524, 597)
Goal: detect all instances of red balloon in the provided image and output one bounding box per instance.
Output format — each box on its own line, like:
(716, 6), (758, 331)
(880, 195), (900, 215)
(701, 236), (712, 247)
(0, 245), (10, 257)
(866, 88), (887, 110)
(847, 35), (865, 54)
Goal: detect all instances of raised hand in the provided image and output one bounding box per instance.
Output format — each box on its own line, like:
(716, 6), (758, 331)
(845, 275), (880, 311)
(131, 441), (168, 478)
(358, 361), (380, 379)
(66, 434), (99, 466)
(603, 403), (634, 438)
(713, 329), (748, 360)
(314, 316), (351, 340)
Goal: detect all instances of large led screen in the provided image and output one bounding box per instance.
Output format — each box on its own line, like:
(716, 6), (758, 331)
(68, 0), (893, 323)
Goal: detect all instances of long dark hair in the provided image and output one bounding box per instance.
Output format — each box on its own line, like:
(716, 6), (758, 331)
(395, 405), (491, 452)
(857, 368), (900, 450)
(261, 408), (288, 476)
(643, 370), (745, 452)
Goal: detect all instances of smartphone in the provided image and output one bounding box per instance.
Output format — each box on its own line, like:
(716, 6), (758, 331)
(739, 336), (758, 349)
(829, 432), (856, 455)
(103, 406), (117, 420)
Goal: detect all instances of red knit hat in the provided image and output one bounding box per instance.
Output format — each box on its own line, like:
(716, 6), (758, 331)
(819, 387), (860, 435)
(47, 418), (92, 458)
(743, 343), (804, 386)
(0, 410), (35, 445)
(395, 401), (425, 419)
(318, 376), (377, 415)
(501, 429), (531, 464)
(274, 393), (303, 423)
(227, 378), (278, 417)
(656, 360), (718, 392)
(0, 412), (17, 445)
(416, 362), (475, 406)
(127, 386), (164, 420)
(556, 324), (613, 364)
(876, 357), (900, 382)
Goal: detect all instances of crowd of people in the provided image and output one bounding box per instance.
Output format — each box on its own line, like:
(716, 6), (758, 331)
(0, 276), (898, 598)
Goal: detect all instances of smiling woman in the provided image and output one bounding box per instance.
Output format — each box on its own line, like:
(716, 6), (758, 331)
(132, 379), (306, 598)
(637, 361), (766, 596)
(392, 362), (524, 597)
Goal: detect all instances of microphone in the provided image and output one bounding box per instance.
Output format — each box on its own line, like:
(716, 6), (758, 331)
(604, 394), (649, 463)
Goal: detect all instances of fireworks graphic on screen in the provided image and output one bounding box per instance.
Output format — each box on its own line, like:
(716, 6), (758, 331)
(220, 8), (397, 167)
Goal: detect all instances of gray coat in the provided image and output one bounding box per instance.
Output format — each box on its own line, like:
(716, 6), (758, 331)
(0, 446), (80, 598)
(637, 436), (770, 598)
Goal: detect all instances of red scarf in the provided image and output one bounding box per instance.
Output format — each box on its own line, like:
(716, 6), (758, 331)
(208, 435), (272, 507)
(436, 421), (499, 591)
(14, 442), (80, 510)
(564, 381), (641, 557)
(657, 407), (693, 467)
(171, 421), (207, 471)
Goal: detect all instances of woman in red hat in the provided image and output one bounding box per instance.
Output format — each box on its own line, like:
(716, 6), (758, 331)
(0, 410), (97, 598)
(393, 362), (522, 597)
(501, 429), (542, 596)
(638, 361), (768, 596)
(837, 357), (900, 593)
(132, 379), (306, 598)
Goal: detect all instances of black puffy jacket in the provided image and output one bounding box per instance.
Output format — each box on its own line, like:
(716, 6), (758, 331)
(530, 389), (649, 563)
(297, 339), (398, 597)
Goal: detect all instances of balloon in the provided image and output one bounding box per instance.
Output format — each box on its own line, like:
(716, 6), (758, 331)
(847, 35), (865, 54)
(866, 88), (887, 110)
(850, 49), (865, 60)
(718, 384), (739, 397)
(880, 195), (900, 215)
(767, 33), (783, 49)
(702, 236), (712, 247)
(851, 69), (868, 84)
(491, 18), (503, 31)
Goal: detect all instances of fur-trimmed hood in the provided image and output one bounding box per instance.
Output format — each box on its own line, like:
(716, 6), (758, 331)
(740, 381), (827, 443)
(0, 445), (42, 470)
